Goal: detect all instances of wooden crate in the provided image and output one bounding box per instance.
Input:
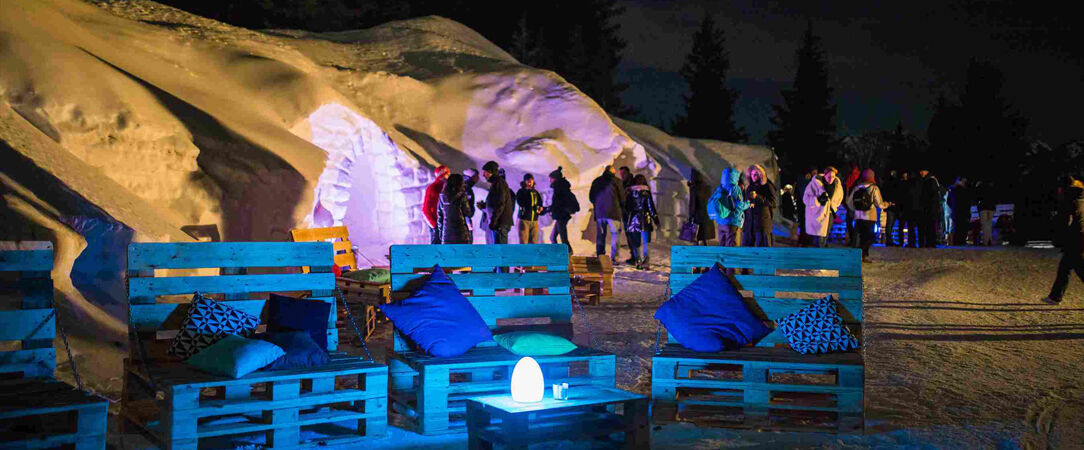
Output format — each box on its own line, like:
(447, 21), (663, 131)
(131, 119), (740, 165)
(1, 241), (109, 450)
(466, 387), (648, 449)
(291, 226), (358, 272)
(336, 277), (391, 341)
(569, 255), (613, 299)
(388, 244), (617, 435)
(651, 246), (865, 433)
(123, 242), (387, 449)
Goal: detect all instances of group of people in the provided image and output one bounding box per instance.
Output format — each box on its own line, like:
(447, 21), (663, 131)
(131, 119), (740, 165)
(685, 164), (778, 249)
(589, 166), (660, 269)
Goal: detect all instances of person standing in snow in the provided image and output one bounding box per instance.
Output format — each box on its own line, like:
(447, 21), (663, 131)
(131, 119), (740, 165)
(422, 165), (450, 244)
(781, 184), (797, 222)
(881, 170), (901, 246)
(948, 176), (972, 246)
(976, 181), (997, 246)
(618, 166), (637, 263)
(708, 167), (750, 247)
(687, 169), (715, 245)
(516, 173), (543, 244)
(589, 165), (626, 263)
(744, 164), (777, 247)
(437, 174), (472, 244)
(546, 167), (579, 252)
(480, 161), (514, 244)
(624, 174), (660, 269)
(914, 169), (942, 248)
(846, 169), (892, 262)
(803, 166), (844, 248)
(463, 168), (479, 243)
(1043, 174), (1084, 305)
(843, 164), (861, 246)
(796, 167), (819, 246)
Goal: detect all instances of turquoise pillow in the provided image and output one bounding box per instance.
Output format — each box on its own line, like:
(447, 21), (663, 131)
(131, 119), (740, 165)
(343, 268), (390, 284)
(494, 332), (577, 356)
(185, 335), (285, 378)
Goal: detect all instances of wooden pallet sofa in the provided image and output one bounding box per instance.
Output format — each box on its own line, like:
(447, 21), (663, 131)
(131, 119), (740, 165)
(652, 246), (864, 432)
(291, 226), (385, 340)
(0, 241), (109, 449)
(387, 244), (616, 435)
(569, 255), (614, 305)
(122, 242), (387, 449)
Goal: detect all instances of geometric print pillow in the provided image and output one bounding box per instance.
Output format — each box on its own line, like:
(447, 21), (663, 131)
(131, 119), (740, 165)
(776, 295), (860, 355)
(167, 293), (260, 360)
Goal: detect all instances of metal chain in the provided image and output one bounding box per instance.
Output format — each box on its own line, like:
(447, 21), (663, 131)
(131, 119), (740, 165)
(55, 311), (83, 390)
(335, 287), (374, 362)
(570, 288), (597, 349)
(652, 284), (672, 355)
(129, 293), (161, 393)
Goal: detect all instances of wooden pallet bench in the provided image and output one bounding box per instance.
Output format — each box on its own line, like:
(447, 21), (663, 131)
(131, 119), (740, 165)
(569, 256), (613, 305)
(1, 241), (109, 450)
(123, 242), (387, 449)
(651, 246), (864, 433)
(466, 386), (648, 449)
(388, 244), (616, 435)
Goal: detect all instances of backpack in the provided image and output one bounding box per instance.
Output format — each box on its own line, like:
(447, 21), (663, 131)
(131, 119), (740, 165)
(852, 186), (873, 211)
(566, 190), (581, 214)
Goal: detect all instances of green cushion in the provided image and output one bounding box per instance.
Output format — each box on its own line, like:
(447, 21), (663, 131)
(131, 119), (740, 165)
(185, 335), (285, 378)
(343, 268), (390, 284)
(493, 332), (577, 356)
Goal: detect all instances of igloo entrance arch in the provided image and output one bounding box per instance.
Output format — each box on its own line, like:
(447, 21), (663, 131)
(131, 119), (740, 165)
(299, 103), (429, 265)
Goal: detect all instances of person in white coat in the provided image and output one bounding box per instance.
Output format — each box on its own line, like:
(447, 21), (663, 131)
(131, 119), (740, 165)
(846, 169), (893, 262)
(803, 166), (843, 247)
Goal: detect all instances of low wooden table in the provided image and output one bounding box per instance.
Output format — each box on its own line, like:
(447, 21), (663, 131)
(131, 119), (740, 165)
(466, 387), (648, 449)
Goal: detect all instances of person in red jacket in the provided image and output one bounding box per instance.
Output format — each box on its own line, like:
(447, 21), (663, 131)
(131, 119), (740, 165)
(423, 165), (451, 244)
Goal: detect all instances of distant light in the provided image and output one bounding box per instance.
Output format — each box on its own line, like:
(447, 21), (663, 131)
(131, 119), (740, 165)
(510, 357), (544, 403)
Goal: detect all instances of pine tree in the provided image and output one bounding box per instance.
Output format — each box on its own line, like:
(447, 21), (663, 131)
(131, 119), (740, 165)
(546, 0), (631, 116)
(509, 14), (549, 68)
(767, 22), (837, 179)
(673, 13), (745, 142)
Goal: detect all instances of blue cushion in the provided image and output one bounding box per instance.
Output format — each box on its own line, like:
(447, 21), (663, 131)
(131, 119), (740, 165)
(776, 296), (860, 355)
(259, 331), (330, 370)
(379, 265), (493, 357)
(654, 263), (772, 352)
(168, 294), (260, 360)
(268, 294), (332, 351)
(185, 334), (285, 378)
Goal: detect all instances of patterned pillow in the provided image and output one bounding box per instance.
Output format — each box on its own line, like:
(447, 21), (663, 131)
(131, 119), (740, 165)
(776, 296), (860, 355)
(168, 294), (260, 360)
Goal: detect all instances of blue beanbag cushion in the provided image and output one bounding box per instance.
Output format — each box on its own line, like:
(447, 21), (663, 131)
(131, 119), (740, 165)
(185, 334), (285, 378)
(260, 331), (330, 370)
(268, 294), (332, 351)
(379, 265), (493, 357)
(776, 296), (860, 354)
(654, 263), (772, 352)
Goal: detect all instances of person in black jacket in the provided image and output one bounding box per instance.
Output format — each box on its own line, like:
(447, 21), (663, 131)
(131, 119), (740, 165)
(547, 167), (579, 252)
(744, 164), (777, 247)
(948, 177), (972, 246)
(913, 169), (942, 248)
(516, 174), (543, 243)
(625, 174), (659, 269)
(1043, 174), (1084, 305)
(479, 161), (514, 244)
(438, 174), (472, 244)
(462, 168), (479, 243)
(687, 169), (715, 245)
(590, 165), (625, 262)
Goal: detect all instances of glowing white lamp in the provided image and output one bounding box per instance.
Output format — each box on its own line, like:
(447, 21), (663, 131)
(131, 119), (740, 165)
(510, 357), (544, 403)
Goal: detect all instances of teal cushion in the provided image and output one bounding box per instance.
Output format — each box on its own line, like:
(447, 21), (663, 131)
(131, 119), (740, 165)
(493, 332), (577, 356)
(185, 335), (285, 378)
(343, 268), (390, 284)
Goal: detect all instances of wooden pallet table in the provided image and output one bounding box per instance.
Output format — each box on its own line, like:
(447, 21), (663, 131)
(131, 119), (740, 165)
(1, 241), (109, 450)
(569, 256), (613, 304)
(466, 386), (648, 450)
(651, 246), (865, 433)
(123, 242), (387, 449)
(336, 276), (390, 341)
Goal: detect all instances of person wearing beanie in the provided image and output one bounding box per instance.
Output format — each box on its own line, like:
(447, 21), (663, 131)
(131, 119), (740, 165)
(462, 168), (479, 242)
(589, 165), (626, 262)
(846, 169), (892, 262)
(547, 167), (580, 252)
(423, 165), (451, 244)
(479, 161), (514, 244)
(516, 173), (543, 243)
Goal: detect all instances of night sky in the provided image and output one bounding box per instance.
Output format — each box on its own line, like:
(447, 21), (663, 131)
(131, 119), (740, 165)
(617, 0), (1083, 147)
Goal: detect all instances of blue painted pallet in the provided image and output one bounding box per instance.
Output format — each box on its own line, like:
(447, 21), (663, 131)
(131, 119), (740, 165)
(652, 246), (865, 433)
(388, 244), (616, 435)
(123, 242), (387, 449)
(1, 242), (109, 449)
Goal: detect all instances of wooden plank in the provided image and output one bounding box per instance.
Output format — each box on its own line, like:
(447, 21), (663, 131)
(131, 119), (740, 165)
(128, 300), (266, 331)
(128, 242), (333, 270)
(390, 244), (569, 273)
(391, 272), (569, 292)
(128, 273), (334, 299)
(0, 243), (53, 272)
(290, 226), (350, 243)
(0, 348), (56, 378)
(466, 295), (572, 326)
(671, 246), (861, 275)
(0, 308), (55, 341)
(669, 273), (862, 300)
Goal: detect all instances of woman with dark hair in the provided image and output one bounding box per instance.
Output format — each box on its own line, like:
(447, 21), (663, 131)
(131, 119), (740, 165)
(438, 173), (472, 244)
(687, 169), (715, 245)
(846, 169), (892, 262)
(625, 174), (660, 269)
